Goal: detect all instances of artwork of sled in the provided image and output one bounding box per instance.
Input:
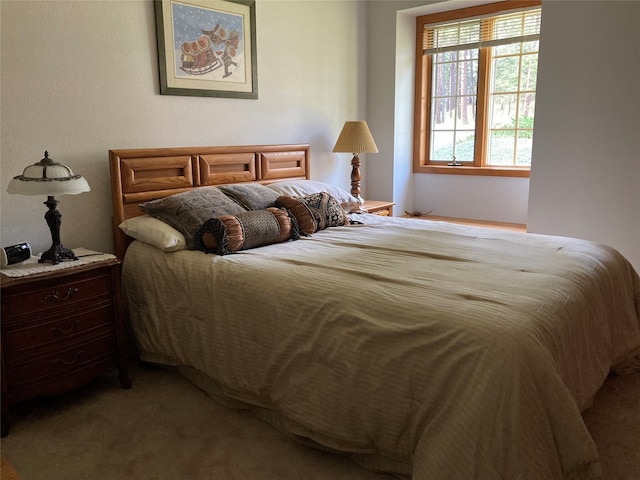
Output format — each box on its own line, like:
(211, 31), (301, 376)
(155, 0), (257, 99)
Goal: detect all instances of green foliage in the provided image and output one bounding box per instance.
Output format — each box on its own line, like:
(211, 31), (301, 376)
(433, 135), (532, 165)
(493, 116), (534, 138)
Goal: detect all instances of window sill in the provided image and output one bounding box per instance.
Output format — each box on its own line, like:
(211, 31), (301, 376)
(414, 165), (530, 178)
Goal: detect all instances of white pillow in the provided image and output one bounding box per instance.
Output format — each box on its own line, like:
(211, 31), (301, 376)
(267, 180), (360, 213)
(119, 215), (186, 252)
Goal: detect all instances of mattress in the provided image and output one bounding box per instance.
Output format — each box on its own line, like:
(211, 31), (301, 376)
(122, 214), (640, 479)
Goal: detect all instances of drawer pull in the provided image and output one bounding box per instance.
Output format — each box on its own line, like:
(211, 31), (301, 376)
(45, 287), (79, 302)
(53, 350), (84, 366)
(51, 319), (80, 335)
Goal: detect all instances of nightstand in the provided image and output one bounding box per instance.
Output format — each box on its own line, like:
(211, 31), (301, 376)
(1, 258), (132, 436)
(361, 200), (395, 216)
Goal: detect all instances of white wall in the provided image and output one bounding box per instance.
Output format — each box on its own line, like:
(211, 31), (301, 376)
(528, 0), (640, 270)
(0, 0), (366, 255)
(2, 0), (638, 272)
(367, 0), (530, 223)
(367, 0), (640, 271)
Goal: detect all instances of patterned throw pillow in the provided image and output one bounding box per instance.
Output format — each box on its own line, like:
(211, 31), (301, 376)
(196, 207), (300, 255)
(219, 183), (280, 210)
(276, 192), (348, 235)
(139, 187), (246, 249)
(267, 180), (361, 213)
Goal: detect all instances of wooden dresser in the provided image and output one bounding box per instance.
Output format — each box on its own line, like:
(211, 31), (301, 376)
(1, 259), (131, 436)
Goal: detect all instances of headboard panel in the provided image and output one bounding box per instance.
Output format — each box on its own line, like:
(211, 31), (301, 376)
(109, 144), (310, 259)
(199, 152), (256, 185)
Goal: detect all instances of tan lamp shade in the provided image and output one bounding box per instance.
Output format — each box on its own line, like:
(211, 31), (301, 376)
(332, 121), (379, 155)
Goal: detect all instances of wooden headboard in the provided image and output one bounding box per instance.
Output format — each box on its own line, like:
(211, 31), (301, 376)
(109, 144), (310, 260)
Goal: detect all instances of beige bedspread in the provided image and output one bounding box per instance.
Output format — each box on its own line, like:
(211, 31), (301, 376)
(122, 215), (640, 480)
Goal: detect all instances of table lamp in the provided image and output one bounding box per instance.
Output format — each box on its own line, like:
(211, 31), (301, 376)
(7, 151), (90, 264)
(332, 121), (378, 205)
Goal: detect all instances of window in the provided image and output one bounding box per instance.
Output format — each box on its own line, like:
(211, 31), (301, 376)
(413, 1), (542, 177)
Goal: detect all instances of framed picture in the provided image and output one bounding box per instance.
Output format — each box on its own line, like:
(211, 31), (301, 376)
(154, 0), (257, 99)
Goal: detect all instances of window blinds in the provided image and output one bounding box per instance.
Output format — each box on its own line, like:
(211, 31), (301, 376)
(422, 7), (541, 55)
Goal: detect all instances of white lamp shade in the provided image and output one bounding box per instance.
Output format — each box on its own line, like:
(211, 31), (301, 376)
(7, 152), (90, 196)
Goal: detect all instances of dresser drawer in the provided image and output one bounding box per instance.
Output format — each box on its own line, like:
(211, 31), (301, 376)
(373, 208), (391, 216)
(3, 302), (114, 356)
(1, 271), (111, 320)
(8, 334), (116, 387)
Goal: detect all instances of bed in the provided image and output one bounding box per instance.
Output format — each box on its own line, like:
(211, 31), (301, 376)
(109, 144), (640, 480)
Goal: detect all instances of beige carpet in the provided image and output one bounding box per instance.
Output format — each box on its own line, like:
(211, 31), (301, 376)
(1, 361), (638, 480)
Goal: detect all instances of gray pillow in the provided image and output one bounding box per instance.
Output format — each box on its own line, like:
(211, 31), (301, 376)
(219, 183), (280, 210)
(140, 187), (246, 248)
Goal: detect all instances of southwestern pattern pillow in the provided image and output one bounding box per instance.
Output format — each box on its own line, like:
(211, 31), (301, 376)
(219, 183), (280, 211)
(139, 187), (246, 249)
(276, 192), (348, 235)
(196, 207), (300, 255)
(267, 180), (361, 213)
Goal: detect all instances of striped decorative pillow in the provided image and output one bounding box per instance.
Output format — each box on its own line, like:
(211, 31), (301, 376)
(196, 207), (299, 255)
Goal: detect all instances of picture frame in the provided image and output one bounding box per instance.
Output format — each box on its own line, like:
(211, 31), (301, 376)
(154, 0), (257, 99)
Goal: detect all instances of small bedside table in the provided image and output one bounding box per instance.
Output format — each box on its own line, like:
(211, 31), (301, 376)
(1, 258), (132, 436)
(361, 200), (395, 216)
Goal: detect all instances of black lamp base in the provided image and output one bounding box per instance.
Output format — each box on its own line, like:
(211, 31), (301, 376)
(38, 243), (78, 265)
(38, 196), (78, 265)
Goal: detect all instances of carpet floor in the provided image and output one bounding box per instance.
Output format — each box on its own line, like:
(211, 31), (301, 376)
(1, 361), (638, 480)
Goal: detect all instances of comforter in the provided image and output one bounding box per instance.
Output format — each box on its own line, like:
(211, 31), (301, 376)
(122, 215), (640, 479)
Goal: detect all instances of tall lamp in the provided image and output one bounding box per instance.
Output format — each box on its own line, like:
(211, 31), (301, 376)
(332, 121), (378, 205)
(7, 151), (90, 265)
